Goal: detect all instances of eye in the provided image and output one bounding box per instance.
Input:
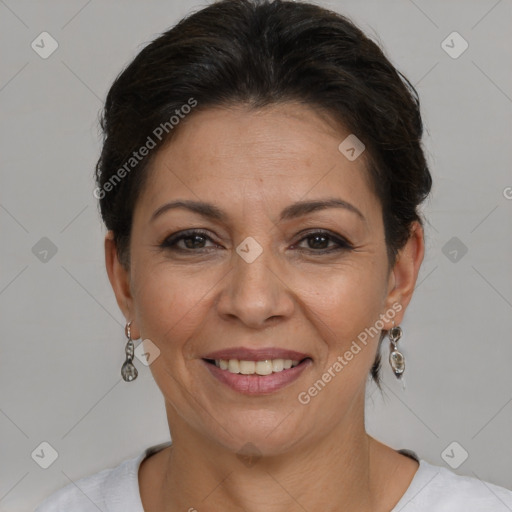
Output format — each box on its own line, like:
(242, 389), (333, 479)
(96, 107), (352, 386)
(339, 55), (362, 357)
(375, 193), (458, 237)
(159, 229), (353, 255)
(159, 229), (219, 251)
(293, 230), (353, 253)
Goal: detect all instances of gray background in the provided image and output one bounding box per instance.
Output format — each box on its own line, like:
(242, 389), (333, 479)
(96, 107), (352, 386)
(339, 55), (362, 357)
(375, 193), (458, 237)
(1, 0), (511, 510)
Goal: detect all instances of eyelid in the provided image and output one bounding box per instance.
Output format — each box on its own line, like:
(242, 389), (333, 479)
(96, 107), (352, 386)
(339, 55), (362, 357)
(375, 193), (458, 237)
(294, 228), (351, 241)
(160, 228), (218, 247)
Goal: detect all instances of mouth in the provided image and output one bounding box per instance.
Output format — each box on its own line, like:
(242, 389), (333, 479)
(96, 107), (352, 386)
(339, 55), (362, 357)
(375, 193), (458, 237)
(202, 357), (312, 375)
(201, 349), (313, 395)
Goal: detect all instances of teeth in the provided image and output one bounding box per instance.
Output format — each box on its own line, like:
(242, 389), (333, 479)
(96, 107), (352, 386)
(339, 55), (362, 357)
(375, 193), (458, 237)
(239, 360), (255, 374)
(215, 358), (301, 375)
(272, 359), (284, 372)
(228, 359), (240, 373)
(255, 360), (273, 375)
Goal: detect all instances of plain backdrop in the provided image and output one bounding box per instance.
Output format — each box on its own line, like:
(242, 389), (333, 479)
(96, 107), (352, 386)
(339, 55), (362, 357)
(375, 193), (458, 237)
(0, 0), (511, 510)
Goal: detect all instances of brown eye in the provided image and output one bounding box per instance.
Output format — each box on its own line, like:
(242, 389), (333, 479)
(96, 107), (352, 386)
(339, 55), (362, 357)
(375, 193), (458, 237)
(294, 231), (353, 253)
(160, 230), (218, 251)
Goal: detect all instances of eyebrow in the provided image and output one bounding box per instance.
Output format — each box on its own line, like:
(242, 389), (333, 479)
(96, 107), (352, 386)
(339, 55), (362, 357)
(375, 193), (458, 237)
(150, 197), (366, 223)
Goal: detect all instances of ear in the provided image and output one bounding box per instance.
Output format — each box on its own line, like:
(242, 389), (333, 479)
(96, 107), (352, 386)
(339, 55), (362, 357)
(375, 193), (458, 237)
(104, 231), (140, 339)
(382, 221), (425, 327)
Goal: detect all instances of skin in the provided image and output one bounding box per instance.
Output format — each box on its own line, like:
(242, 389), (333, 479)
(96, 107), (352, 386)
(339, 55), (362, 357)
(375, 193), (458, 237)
(105, 102), (424, 512)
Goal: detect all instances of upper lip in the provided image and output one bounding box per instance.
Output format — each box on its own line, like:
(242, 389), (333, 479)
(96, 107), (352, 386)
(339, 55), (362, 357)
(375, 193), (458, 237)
(202, 347), (312, 361)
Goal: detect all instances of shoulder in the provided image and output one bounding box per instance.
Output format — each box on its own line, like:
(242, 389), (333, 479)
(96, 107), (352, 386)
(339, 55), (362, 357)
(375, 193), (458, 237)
(395, 459), (512, 511)
(33, 465), (115, 512)
(33, 448), (151, 512)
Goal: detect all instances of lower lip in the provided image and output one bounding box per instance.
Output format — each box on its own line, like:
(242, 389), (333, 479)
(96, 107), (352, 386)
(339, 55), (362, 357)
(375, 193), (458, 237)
(203, 359), (312, 395)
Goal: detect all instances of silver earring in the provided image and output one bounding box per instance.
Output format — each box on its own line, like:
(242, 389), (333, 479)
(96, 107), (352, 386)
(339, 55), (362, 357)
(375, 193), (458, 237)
(388, 322), (405, 379)
(121, 322), (138, 382)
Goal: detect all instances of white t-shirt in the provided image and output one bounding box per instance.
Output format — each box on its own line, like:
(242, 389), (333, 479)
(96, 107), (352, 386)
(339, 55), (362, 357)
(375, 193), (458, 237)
(34, 442), (512, 511)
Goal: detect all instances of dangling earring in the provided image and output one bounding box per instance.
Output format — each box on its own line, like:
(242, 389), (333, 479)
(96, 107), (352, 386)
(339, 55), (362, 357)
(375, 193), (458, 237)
(388, 321), (405, 379)
(121, 322), (138, 382)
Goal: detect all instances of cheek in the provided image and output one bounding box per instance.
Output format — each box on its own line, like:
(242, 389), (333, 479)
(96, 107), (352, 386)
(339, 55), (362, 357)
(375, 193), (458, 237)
(290, 269), (386, 416)
(132, 264), (210, 350)
(293, 268), (388, 406)
(130, 264), (216, 412)
(294, 259), (387, 339)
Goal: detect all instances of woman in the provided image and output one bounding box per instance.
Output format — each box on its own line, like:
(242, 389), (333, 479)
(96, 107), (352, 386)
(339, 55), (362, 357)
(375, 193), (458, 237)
(36, 0), (512, 510)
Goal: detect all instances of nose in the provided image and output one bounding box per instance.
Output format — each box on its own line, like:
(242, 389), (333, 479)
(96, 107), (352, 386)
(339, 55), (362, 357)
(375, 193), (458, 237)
(216, 246), (295, 329)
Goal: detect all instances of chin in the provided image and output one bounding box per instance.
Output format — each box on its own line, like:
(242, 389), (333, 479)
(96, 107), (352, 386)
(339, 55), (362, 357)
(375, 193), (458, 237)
(207, 409), (307, 457)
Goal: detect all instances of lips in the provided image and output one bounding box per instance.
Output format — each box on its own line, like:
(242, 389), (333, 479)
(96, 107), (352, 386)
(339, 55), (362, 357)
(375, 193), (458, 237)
(202, 347), (311, 361)
(202, 357), (312, 394)
(201, 346), (313, 395)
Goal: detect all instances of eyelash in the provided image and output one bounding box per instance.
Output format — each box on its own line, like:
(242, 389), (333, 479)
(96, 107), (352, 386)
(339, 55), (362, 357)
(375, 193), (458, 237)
(159, 229), (353, 255)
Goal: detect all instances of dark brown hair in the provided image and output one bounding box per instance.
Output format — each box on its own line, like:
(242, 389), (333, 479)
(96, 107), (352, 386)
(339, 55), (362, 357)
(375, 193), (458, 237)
(95, 0), (432, 385)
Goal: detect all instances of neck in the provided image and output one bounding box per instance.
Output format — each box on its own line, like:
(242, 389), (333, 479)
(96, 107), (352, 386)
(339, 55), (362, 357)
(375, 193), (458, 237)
(149, 396), (394, 512)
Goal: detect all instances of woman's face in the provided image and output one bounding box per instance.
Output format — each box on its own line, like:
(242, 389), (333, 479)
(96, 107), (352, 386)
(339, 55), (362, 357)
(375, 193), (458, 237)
(107, 103), (423, 456)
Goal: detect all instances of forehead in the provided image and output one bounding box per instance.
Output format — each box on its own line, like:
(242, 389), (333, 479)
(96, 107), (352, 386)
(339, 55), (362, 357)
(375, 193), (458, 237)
(137, 103), (379, 222)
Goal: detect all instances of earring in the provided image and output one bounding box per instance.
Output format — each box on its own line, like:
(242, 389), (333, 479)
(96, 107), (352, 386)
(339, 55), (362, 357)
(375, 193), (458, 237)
(121, 322), (138, 382)
(388, 322), (405, 379)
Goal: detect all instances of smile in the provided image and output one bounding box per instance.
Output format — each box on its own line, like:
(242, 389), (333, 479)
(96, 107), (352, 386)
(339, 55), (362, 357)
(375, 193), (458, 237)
(207, 358), (303, 375)
(202, 357), (313, 394)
